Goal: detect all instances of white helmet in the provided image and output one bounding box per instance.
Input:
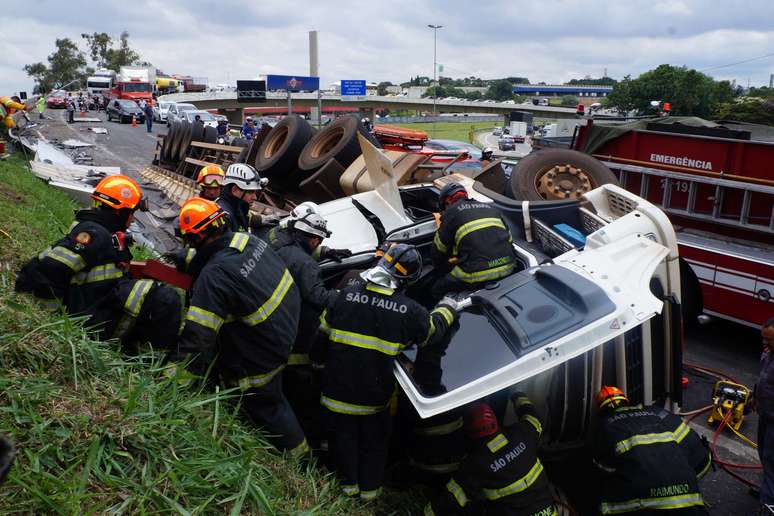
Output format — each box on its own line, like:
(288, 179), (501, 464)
(293, 211), (331, 239)
(290, 201), (320, 219)
(223, 163), (267, 191)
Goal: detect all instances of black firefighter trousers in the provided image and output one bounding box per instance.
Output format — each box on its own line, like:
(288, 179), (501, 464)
(241, 372), (309, 457)
(327, 408), (393, 500)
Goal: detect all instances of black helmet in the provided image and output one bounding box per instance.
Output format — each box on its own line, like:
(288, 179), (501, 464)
(378, 243), (422, 284)
(438, 182), (468, 210)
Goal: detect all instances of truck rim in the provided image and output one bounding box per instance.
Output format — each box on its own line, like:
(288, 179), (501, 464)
(535, 164), (593, 200)
(264, 126), (288, 158)
(308, 126), (345, 159)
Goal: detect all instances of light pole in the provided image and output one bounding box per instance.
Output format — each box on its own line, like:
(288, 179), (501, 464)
(428, 24), (442, 136)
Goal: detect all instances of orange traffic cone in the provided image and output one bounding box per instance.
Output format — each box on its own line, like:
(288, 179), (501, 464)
(131, 115), (137, 128)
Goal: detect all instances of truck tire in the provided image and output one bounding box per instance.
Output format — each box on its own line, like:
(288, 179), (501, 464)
(202, 125), (218, 144)
(178, 122), (194, 162)
(167, 121), (183, 164)
(255, 115), (314, 187)
(231, 137), (250, 163)
(509, 149), (618, 201)
(188, 123), (206, 158)
(298, 115), (362, 171)
(172, 121), (189, 162)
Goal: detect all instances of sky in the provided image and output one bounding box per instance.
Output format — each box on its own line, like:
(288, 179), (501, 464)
(3, 0), (774, 95)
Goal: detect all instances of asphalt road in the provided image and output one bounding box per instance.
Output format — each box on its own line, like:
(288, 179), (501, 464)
(478, 130), (532, 159)
(35, 108), (768, 514)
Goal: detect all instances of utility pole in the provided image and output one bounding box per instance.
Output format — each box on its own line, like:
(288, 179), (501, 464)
(309, 30), (321, 128)
(428, 24), (443, 137)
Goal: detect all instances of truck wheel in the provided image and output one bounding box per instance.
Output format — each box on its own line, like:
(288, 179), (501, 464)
(298, 115), (362, 171)
(189, 123), (206, 158)
(509, 149), (618, 201)
(176, 122), (193, 162)
(231, 137), (250, 163)
(255, 115), (314, 188)
(168, 121), (185, 164)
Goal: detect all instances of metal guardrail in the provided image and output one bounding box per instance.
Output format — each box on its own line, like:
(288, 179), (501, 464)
(377, 115), (501, 124)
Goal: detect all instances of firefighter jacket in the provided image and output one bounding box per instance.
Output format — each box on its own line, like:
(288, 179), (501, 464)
(217, 191), (262, 234)
(409, 406), (466, 477)
(15, 209), (131, 315)
(1, 96), (26, 129)
(171, 231), (301, 388)
(431, 198), (515, 284)
(267, 226), (336, 359)
(758, 346), (774, 422)
(593, 405), (710, 515)
(425, 397), (555, 516)
(311, 281), (457, 415)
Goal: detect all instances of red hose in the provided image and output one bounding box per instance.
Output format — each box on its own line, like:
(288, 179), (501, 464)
(683, 362), (739, 384)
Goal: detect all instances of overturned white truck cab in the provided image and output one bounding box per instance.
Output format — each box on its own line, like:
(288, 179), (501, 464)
(314, 137), (683, 470)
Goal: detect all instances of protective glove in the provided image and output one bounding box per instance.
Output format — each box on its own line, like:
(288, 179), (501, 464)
(437, 296), (460, 312)
(510, 391), (533, 410)
(319, 246), (353, 262)
(258, 213), (281, 226)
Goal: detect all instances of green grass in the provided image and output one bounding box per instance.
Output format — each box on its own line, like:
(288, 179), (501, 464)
(0, 155), (376, 514)
(388, 121), (498, 143)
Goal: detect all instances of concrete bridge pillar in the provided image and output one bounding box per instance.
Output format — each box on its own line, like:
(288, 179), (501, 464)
(219, 107), (244, 125)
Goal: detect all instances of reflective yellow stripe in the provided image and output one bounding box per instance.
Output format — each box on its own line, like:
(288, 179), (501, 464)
(360, 488), (382, 500)
(433, 231), (448, 253)
(186, 306), (224, 332)
(327, 327), (403, 356)
(697, 451), (712, 479)
(482, 460), (544, 500)
(523, 414), (543, 435)
(41, 246), (86, 272)
(366, 283), (395, 296)
(487, 433), (509, 453)
(320, 395), (387, 415)
(287, 353), (310, 365)
(453, 217), (506, 255)
(228, 232), (249, 252)
(415, 417), (463, 436)
(184, 248), (196, 269)
(238, 364), (285, 391)
(319, 310), (331, 334)
(431, 306), (454, 327)
(446, 478), (468, 507)
(450, 262), (514, 283)
(424, 503), (436, 516)
(614, 431), (676, 455)
(412, 460), (460, 474)
(124, 279), (153, 317)
(600, 492), (704, 514)
(672, 422), (690, 443)
(514, 396), (532, 409)
(70, 264), (124, 285)
(341, 484), (359, 496)
(242, 269), (294, 326)
(289, 438), (309, 457)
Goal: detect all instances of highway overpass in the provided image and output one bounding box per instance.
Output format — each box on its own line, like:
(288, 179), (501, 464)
(159, 91), (579, 124)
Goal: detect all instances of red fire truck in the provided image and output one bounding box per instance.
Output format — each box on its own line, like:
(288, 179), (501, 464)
(573, 118), (773, 328)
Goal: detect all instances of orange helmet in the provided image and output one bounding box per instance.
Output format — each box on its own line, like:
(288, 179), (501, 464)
(464, 402), (500, 439)
(91, 175), (147, 211)
(178, 197), (226, 237)
(596, 386), (629, 411)
(196, 165), (225, 187)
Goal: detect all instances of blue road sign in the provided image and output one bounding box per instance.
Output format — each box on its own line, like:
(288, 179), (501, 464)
(340, 80), (366, 97)
(266, 75), (320, 92)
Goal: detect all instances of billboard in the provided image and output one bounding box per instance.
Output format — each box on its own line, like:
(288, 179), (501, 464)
(236, 80), (266, 103)
(266, 75), (320, 92)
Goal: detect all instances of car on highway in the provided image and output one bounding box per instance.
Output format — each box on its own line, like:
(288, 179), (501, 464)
(46, 91), (67, 109)
(423, 139), (483, 160)
(152, 101), (173, 122)
(493, 127), (503, 136)
(166, 103), (197, 125)
(182, 110), (218, 129)
(498, 136), (516, 151)
(312, 144), (683, 477)
(106, 99), (145, 124)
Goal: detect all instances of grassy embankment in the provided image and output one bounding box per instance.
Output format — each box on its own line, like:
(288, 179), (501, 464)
(390, 121), (497, 143)
(0, 155), (369, 514)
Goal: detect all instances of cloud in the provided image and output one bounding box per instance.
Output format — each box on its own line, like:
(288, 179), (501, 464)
(3, 0), (774, 95)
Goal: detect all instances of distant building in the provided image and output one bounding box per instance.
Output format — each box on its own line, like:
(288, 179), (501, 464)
(366, 82), (378, 96)
(404, 86), (429, 98)
(385, 85), (402, 95)
(513, 84), (613, 98)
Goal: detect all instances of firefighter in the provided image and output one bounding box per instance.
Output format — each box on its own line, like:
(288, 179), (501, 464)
(311, 244), (458, 500)
(266, 205), (342, 444)
(1, 95), (30, 130)
(195, 164), (225, 201)
(167, 198), (307, 455)
(217, 163), (279, 233)
(757, 317), (774, 509)
(15, 175), (181, 350)
(593, 386), (710, 515)
(271, 202), (352, 262)
(424, 396), (556, 516)
(430, 181), (515, 301)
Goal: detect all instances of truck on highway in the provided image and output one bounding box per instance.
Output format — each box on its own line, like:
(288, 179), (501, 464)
(173, 75), (208, 93)
(86, 69), (116, 96)
(110, 66), (155, 106)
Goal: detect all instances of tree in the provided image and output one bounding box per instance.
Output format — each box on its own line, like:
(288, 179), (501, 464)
(505, 76), (530, 85)
(24, 38), (89, 91)
(567, 77), (617, 86)
(560, 95), (580, 107)
(81, 30), (140, 72)
(716, 97), (774, 125)
(486, 79), (515, 101)
(604, 65), (737, 117)
(377, 81), (393, 96)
